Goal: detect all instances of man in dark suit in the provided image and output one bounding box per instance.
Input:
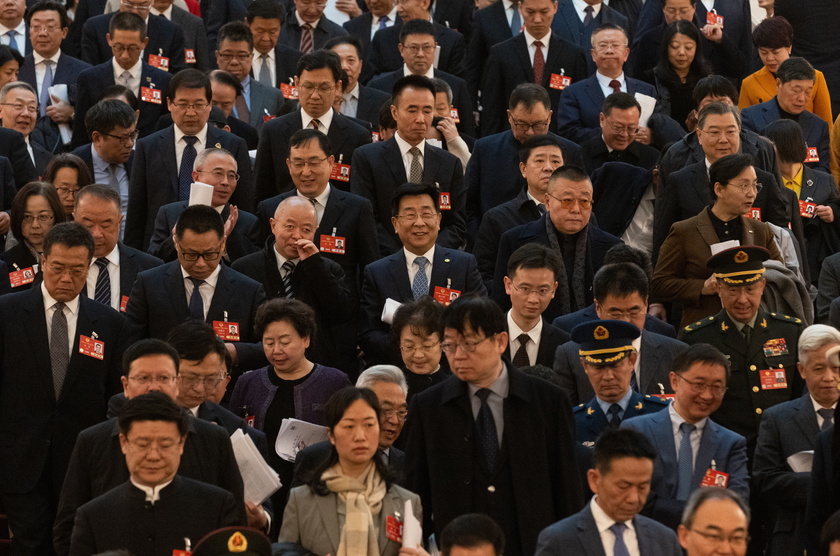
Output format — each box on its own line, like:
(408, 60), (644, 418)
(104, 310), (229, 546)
(502, 244), (570, 367)
(0, 82), (53, 176)
(358, 182), (485, 366)
(430, 0), (473, 37)
(753, 327), (840, 555)
(340, 0), (397, 85)
(125, 68), (254, 250)
(406, 295), (584, 556)
(277, 0), (348, 53)
(623, 343), (749, 530)
(589, 162), (656, 247)
(817, 252), (840, 323)
(0, 127), (37, 185)
(155, 0), (210, 71)
(253, 49), (371, 202)
(493, 165), (621, 321)
(207, 70), (260, 150)
(465, 0), (515, 101)
(68, 393), (243, 555)
(326, 36), (391, 129)
(0, 222), (126, 554)
(246, 0), (302, 89)
(554, 262), (686, 405)
(0, 0), (29, 55)
(71, 12), (173, 144)
(479, 0), (588, 137)
(550, 0), (628, 72)
(741, 57), (830, 174)
(534, 428), (682, 555)
(74, 185), (162, 313)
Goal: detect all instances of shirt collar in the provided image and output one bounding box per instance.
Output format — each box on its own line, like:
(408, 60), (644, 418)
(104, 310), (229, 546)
(130, 477), (174, 504)
(150, 5), (173, 18)
(523, 27), (551, 45)
(180, 262), (221, 289)
(403, 63), (434, 78)
(596, 70), (624, 88)
(91, 144), (113, 172)
(296, 183), (331, 207)
(507, 309), (544, 336)
(669, 396), (708, 432)
(590, 496), (636, 533)
(811, 395), (837, 411)
(467, 360), (510, 398)
(727, 311), (758, 332)
(112, 56), (142, 80)
(346, 82), (360, 100)
(395, 130), (426, 155)
(174, 122), (208, 144)
(301, 107), (334, 130)
(96, 243), (121, 266)
(375, 6), (399, 25)
(273, 243), (299, 269)
(254, 47), (275, 63)
(572, 0), (601, 17)
(41, 281), (81, 315)
(0, 20), (25, 37)
(526, 189), (545, 208)
(295, 11), (320, 28)
(596, 387), (633, 415)
(786, 164), (804, 188)
(33, 49), (61, 65)
(404, 244), (435, 267)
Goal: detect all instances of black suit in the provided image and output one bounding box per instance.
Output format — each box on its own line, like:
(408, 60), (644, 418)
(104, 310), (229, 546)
(350, 137), (466, 255)
(30, 139), (52, 177)
(480, 32), (588, 137)
(277, 13), (348, 52)
(171, 5), (211, 71)
(580, 136), (660, 176)
(267, 43), (303, 88)
(590, 161), (654, 239)
(124, 124), (254, 250)
(64, 0), (107, 58)
(369, 21), (465, 78)
(292, 440), (406, 488)
(355, 84), (392, 128)
(503, 319), (570, 367)
(0, 127), (37, 186)
(87, 243), (163, 313)
(0, 288), (126, 554)
(253, 109), (372, 203)
(431, 0), (474, 37)
(81, 12), (187, 72)
(465, 0), (512, 100)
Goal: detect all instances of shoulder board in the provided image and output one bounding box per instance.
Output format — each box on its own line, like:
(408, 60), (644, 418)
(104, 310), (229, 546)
(768, 312), (802, 325)
(573, 404), (587, 413)
(684, 315), (716, 333)
(644, 395), (670, 406)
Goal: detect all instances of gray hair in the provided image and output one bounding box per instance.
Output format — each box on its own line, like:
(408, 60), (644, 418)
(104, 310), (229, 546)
(798, 324), (840, 366)
(681, 487), (750, 530)
(0, 81), (37, 104)
(697, 101), (741, 131)
(356, 365), (408, 395)
(193, 147), (236, 172)
(429, 77), (453, 106)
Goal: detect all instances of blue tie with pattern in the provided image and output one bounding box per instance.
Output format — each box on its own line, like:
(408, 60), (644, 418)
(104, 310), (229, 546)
(93, 257), (111, 306)
(608, 403), (622, 427)
(677, 422), (696, 500)
(510, 4), (521, 35)
(609, 522), (631, 556)
(178, 136), (198, 201)
(412, 256), (429, 299)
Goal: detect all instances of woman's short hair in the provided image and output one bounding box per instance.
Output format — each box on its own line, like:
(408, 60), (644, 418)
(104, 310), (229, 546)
(762, 119), (807, 165)
(43, 153), (95, 196)
(752, 16), (794, 50)
(255, 298), (318, 340)
(10, 181), (66, 243)
(391, 295), (444, 341)
(708, 153), (754, 200)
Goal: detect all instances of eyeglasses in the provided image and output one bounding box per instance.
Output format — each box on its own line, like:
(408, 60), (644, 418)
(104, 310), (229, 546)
(546, 193), (593, 210)
(55, 187), (81, 197)
(102, 130), (139, 144)
(30, 25), (62, 33)
(288, 157), (329, 169)
(699, 128), (739, 141)
(217, 52), (252, 62)
(178, 250), (222, 262)
(196, 169), (240, 182)
(1, 102), (37, 114)
(171, 101), (209, 111)
(604, 308), (645, 320)
(511, 119), (550, 133)
(46, 263), (87, 278)
(441, 334), (497, 354)
(179, 374), (224, 388)
(119, 0), (152, 10)
(22, 213), (54, 224)
(403, 44), (435, 54)
(688, 529), (749, 547)
(593, 42), (627, 52)
(674, 373), (728, 397)
(399, 341), (440, 354)
(608, 123), (639, 136)
(396, 211), (439, 222)
(724, 181), (763, 194)
(128, 375), (177, 385)
(381, 406), (408, 421)
(124, 438), (182, 453)
(510, 283), (555, 297)
(298, 82), (335, 94)
(111, 44), (142, 55)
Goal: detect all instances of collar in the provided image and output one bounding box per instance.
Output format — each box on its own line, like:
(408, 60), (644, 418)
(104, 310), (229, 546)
(810, 395), (837, 412)
(95, 243), (121, 266)
(33, 49), (61, 65)
(526, 188), (545, 208)
(180, 262), (221, 289)
(41, 281), (81, 315)
(301, 107), (334, 130)
(188, 405), (200, 417)
(0, 20), (25, 36)
(503, 0), (515, 9)
(785, 164), (804, 188)
(590, 496), (635, 534)
(403, 244), (435, 266)
(112, 57), (142, 81)
(130, 477), (174, 504)
(150, 5), (173, 18)
(345, 82), (360, 100)
(669, 395), (708, 431)
(174, 122), (208, 145)
(727, 311), (758, 331)
(596, 387), (633, 415)
(507, 309), (544, 337)
(295, 11), (320, 28)
(273, 242), (299, 269)
(596, 70), (624, 87)
(395, 131), (426, 155)
(403, 63), (434, 78)
(572, 0), (601, 17)
(704, 157), (713, 172)
(375, 6), (399, 25)
(467, 359), (510, 398)
(254, 47), (275, 62)
(523, 27), (551, 45)
(91, 143), (112, 171)
(297, 183), (331, 206)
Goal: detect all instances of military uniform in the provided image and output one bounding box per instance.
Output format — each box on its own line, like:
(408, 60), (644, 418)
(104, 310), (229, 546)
(574, 391), (669, 446)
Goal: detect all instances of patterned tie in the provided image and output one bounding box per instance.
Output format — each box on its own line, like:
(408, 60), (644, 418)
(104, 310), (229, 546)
(300, 23), (314, 54)
(120, 70), (132, 88)
(94, 257), (111, 306)
(537, 204), (546, 215)
(310, 118), (321, 131)
(50, 302), (69, 398)
(409, 146), (423, 182)
(258, 53), (272, 86)
(188, 277), (204, 320)
(609, 79), (621, 95)
(607, 403), (622, 428)
(512, 333), (530, 367)
(5, 30), (19, 53)
(583, 5), (594, 25)
(40, 60), (54, 117)
(533, 40), (545, 85)
(818, 408), (834, 431)
(609, 523), (631, 556)
(378, 14), (389, 30)
(412, 256), (429, 299)
(630, 369), (638, 392)
(281, 260), (296, 298)
(677, 422), (696, 501)
(235, 94), (250, 123)
(510, 4), (521, 35)
(475, 388), (499, 470)
(178, 136), (198, 201)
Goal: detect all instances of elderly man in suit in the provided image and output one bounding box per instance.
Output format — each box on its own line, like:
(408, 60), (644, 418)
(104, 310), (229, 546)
(752, 325), (840, 555)
(622, 343), (749, 530)
(0, 223), (126, 554)
(535, 428), (682, 556)
(678, 488), (751, 556)
(326, 36), (391, 128)
(550, 0), (628, 72)
(246, 0), (302, 90)
(0, 82), (53, 176)
(277, 0), (348, 53)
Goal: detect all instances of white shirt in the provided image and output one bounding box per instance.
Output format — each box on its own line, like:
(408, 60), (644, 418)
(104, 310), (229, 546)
(297, 184), (331, 225)
(371, 6), (398, 39)
(42, 282), (80, 359)
(395, 131), (426, 179)
(86, 243), (122, 310)
(669, 402), (707, 468)
(621, 183), (655, 256)
(295, 11), (320, 29)
(181, 264), (220, 320)
(572, 0), (602, 22)
(503, 0), (517, 28)
(526, 189), (546, 211)
(590, 497), (640, 556)
(523, 29), (551, 68)
(150, 5), (173, 19)
(174, 123), (208, 173)
(112, 57), (142, 95)
(0, 20), (25, 49)
(701, 0), (715, 13)
(342, 82), (360, 118)
(252, 48), (276, 86)
(301, 107), (334, 134)
(507, 310), (542, 366)
(130, 477), (173, 504)
(404, 245), (435, 287)
(402, 63), (434, 79)
(24, 136), (34, 166)
(812, 395), (837, 429)
(33, 50), (62, 98)
(595, 70), (626, 97)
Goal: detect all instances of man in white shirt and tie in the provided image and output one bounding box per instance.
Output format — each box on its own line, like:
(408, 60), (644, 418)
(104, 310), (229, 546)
(0, 0), (26, 54)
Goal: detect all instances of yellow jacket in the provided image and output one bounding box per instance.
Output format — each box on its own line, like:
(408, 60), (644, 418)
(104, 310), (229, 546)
(738, 66), (833, 125)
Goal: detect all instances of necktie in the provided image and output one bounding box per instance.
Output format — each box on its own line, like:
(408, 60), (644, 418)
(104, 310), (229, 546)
(677, 422), (696, 501)
(5, 30), (19, 53)
(178, 136), (198, 201)
(409, 146), (423, 182)
(609, 522), (631, 556)
(510, 4), (521, 35)
(378, 15), (389, 30)
(258, 54), (272, 86)
(475, 388), (499, 470)
(50, 302), (69, 398)
(609, 79), (621, 95)
(281, 260), (296, 298)
(188, 277), (204, 320)
(120, 70), (131, 88)
(300, 23), (314, 54)
(412, 256), (429, 299)
(512, 333), (531, 367)
(537, 203), (546, 215)
(630, 369), (638, 392)
(583, 5), (594, 25)
(107, 163), (120, 194)
(533, 40), (545, 85)
(742, 324), (752, 346)
(40, 60), (54, 117)
(608, 403), (622, 428)
(94, 257), (111, 306)
(235, 94), (250, 123)
(310, 118), (321, 130)
(818, 408), (834, 431)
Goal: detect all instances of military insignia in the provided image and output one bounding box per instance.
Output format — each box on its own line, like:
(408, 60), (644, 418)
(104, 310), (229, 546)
(444, 258), (450, 262)
(146, 76), (151, 82)
(734, 250), (748, 263)
(228, 531), (248, 552)
(587, 407), (594, 415)
(635, 402), (643, 410)
(215, 143), (222, 148)
(760, 318), (767, 329)
(582, 441), (595, 447)
(763, 338), (789, 357)
(594, 325), (609, 340)
(721, 322), (728, 332)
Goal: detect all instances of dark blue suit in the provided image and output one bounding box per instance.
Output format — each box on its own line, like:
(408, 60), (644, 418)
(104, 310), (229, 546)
(277, 13), (348, 52)
(552, 304), (676, 338)
(623, 409), (750, 530)
(369, 21), (465, 78)
(804, 426), (834, 555)
(550, 0), (628, 72)
(355, 85), (392, 128)
(465, 0), (512, 100)
(110, 243), (163, 311)
(0, 128), (36, 186)
(574, 391), (668, 445)
(81, 12), (186, 72)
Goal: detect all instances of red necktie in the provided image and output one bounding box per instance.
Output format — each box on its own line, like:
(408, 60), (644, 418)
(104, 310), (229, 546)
(609, 79), (621, 95)
(533, 40), (545, 85)
(310, 119), (320, 130)
(300, 23), (313, 54)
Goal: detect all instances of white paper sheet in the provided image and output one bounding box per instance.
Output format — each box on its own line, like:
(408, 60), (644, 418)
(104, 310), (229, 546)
(274, 418), (329, 462)
(48, 84), (73, 145)
(710, 240), (741, 256)
(188, 181), (214, 206)
(787, 450), (814, 473)
(402, 499), (422, 548)
(381, 297), (402, 325)
(230, 429), (282, 505)
(635, 92), (657, 128)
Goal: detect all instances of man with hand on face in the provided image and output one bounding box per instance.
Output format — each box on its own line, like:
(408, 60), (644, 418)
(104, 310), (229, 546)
(0, 81), (53, 175)
(246, 0), (302, 90)
(678, 488), (750, 556)
(326, 35), (390, 128)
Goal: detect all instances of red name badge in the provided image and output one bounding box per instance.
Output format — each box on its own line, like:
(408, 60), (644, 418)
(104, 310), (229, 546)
(79, 335), (105, 360)
(320, 235), (346, 254)
(700, 468), (729, 488)
(213, 321), (241, 342)
(805, 146), (820, 163)
(245, 414), (255, 427)
(385, 515), (403, 543)
(148, 54), (169, 71)
(434, 286), (462, 305)
(184, 48), (196, 64)
(280, 83), (298, 100)
(706, 11), (724, 27)
(449, 107), (461, 123)
(799, 200), (817, 219)
(439, 192), (452, 211)
(263, 113), (276, 122)
(743, 207), (762, 221)
(9, 266), (35, 288)
(120, 295), (129, 313)
(550, 73), (572, 90)
(759, 369), (789, 390)
(329, 163), (351, 182)
(172, 551), (191, 556)
(372, 131), (380, 142)
(141, 87), (162, 104)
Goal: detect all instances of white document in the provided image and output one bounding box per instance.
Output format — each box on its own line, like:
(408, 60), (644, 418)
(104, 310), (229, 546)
(425, 139), (443, 149)
(230, 429), (282, 505)
(188, 182), (214, 206)
(323, 0), (350, 24)
(402, 499), (422, 548)
(381, 297), (402, 325)
(787, 450), (814, 473)
(48, 84), (73, 145)
(434, 45), (441, 69)
(635, 92), (657, 128)
(275, 418), (329, 462)
(710, 240), (741, 256)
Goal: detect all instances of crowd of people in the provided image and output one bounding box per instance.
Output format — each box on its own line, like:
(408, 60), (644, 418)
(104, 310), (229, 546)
(2, 0), (840, 553)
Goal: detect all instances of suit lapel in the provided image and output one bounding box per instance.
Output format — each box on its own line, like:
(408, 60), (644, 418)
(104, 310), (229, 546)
(161, 126), (179, 197)
(791, 394), (819, 439)
(742, 218), (759, 246)
(387, 251), (413, 301)
(536, 321), (556, 363)
(639, 332), (663, 394)
(377, 489), (403, 551)
(315, 492), (341, 553)
(118, 244), (135, 297)
(249, 82), (264, 128)
(429, 248), (452, 294)
(577, 506), (608, 556)
(649, 410), (678, 492)
(206, 266), (233, 322)
(164, 263), (191, 317)
(23, 288), (54, 401)
(513, 35), (534, 82)
(583, 76), (606, 118)
(693, 420), (719, 485)
(384, 139), (407, 184)
(696, 210), (720, 248)
(319, 188), (345, 236)
(328, 115), (349, 153)
(20, 55), (36, 85)
(59, 298), (96, 402)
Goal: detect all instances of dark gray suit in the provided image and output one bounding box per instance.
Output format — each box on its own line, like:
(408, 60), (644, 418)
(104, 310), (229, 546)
(245, 78), (285, 133)
(817, 252), (840, 323)
(171, 5), (210, 71)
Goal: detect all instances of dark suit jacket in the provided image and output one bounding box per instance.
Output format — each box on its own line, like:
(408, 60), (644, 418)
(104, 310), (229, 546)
(246, 78), (285, 132)
(350, 137), (466, 255)
(69, 476), (242, 556)
(804, 426), (835, 554)
(551, 304), (677, 338)
(355, 84), (391, 127)
(291, 440), (406, 488)
(431, 0), (474, 37)
(72, 60), (172, 146)
(171, 5), (210, 71)
(369, 21), (465, 78)
(534, 502), (682, 556)
(582, 136), (660, 178)
(796, 167), (840, 283)
(0, 156), (16, 216)
(81, 12), (186, 72)
(254, 109), (371, 202)
(277, 14), (348, 52)
(64, 0), (106, 58)
(817, 252), (840, 323)
(359, 247), (485, 365)
(504, 319), (570, 367)
(553, 330), (686, 405)
(124, 124), (254, 249)
(0, 127), (37, 185)
(0, 288), (126, 495)
(268, 43), (303, 88)
(465, 0), (512, 100)
(405, 365), (585, 556)
(589, 160), (656, 238)
(550, 0), (629, 72)
(106, 243), (163, 311)
(31, 139), (52, 177)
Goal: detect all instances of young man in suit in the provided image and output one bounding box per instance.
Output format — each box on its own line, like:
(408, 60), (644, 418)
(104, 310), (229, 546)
(246, 0), (302, 89)
(622, 343), (749, 530)
(678, 489), (750, 556)
(277, 0), (348, 53)
(0, 222), (127, 554)
(535, 428), (681, 555)
(550, 0), (628, 72)
(326, 36), (391, 129)
(150, 0), (210, 71)
(0, 81), (53, 176)
(125, 68), (253, 250)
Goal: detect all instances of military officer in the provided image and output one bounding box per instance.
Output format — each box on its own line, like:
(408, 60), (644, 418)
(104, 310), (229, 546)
(683, 246), (804, 459)
(572, 319), (669, 446)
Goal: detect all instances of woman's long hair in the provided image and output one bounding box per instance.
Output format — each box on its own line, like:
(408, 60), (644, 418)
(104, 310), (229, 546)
(654, 20), (711, 89)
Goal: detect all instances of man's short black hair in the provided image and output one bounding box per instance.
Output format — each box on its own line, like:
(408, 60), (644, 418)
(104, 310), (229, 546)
(390, 182), (441, 217)
(166, 321), (227, 364)
(440, 514), (505, 556)
(602, 244), (653, 279)
(123, 339), (180, 377)
(289, 128), (332, 156)
(174, 204), (224, 240)
(549, 164), (591, 184)
(392, 74), (436, 104)
(109, 11), (146, 41)
(324, 35), (364, 58)
(673, 343), (731, 382)
(697, 101), (741, 131)
(296, 49), (342, 83)
(379, 101), (396, 130)
(400, 18), (436, 44)
(101, 84), (139, 110)
(708, 153), (754, 200)
(506, 243), (562, 282)
(691, 75), (739, 108)
(593, 262), (649, 303)
(218, 21), (254, 51)
(442, 295), (506, 338)
(43, 222), (94, 259)
(168, 68), (212, 103)
(208, 69), (243, 97)
(85, 98), (135, 136)
(776, 56), (816, 84)
(245, 0), (284, 24)
(508, 83), (551, 112)
(592, 428), (656, 474)
(602, 92), (641, 116)
(26, 0), (70, 29)
(762, 119), (807, 165)
(517, 134), (564, 164)
(118, 391), (189, 437)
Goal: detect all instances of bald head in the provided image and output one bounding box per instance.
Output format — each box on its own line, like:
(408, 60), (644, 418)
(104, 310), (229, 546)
(270, 197), (317, 260)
